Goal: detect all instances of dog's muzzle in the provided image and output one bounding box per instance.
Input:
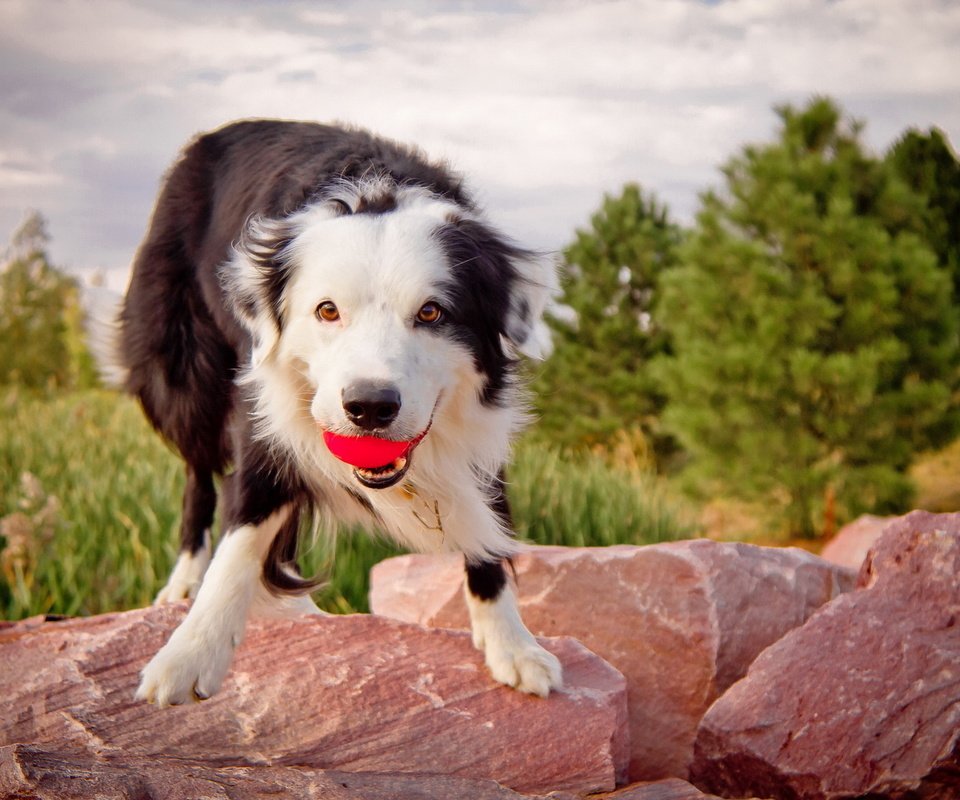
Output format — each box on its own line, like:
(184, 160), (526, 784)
(322, 426), (430, 489)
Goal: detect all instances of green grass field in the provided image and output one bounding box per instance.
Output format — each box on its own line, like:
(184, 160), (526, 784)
(0, 389), (688, 619)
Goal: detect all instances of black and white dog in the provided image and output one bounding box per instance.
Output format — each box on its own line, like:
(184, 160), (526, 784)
(105, 120), (562, 706)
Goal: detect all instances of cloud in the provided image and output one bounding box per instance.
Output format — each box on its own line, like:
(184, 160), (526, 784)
(0, 0), (958, 286)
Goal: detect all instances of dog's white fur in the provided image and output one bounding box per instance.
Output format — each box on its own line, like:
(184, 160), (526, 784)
(154, 529), (211, 603)
(465, 583), (562, 698)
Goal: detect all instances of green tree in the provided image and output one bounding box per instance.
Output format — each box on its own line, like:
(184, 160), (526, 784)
(653, 98), (960, 537)
(0, 211), (97, 390)
(532, 184), (682, 467)
(887, 127), (960, 290)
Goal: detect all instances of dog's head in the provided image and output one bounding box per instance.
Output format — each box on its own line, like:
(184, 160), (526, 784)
(225, 177), (555, 489)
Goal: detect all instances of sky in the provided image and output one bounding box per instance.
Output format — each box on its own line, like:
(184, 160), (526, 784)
(1, 0), (959, 289)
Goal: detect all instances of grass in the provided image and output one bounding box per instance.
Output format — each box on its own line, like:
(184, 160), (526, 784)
(1, 389), (182, 617)
(910, 437), (960, 513)
(507, 442), (681, 547)
(0, 389), (688, 620)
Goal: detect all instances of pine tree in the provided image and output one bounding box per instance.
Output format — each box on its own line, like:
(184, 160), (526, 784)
(653, 98), (960, 536)
(887, 128), (960, 292)
(531, 184), (682, 467)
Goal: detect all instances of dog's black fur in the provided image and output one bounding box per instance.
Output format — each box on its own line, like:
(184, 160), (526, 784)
(119, 120), (528, 601)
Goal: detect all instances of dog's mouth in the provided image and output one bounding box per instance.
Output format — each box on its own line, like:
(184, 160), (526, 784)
(353, 454), (411, 489)
(321, 425), (430, 490)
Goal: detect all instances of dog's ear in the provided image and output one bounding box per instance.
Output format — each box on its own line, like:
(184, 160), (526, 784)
(438, 217), (559, 360)
(223, 215), (298, 367)
(505, 248), (559, 360)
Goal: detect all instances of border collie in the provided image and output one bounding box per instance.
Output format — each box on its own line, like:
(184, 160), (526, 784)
(103, 120), (562, 706)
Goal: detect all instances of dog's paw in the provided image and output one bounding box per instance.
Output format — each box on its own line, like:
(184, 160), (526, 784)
(154, 576), (200, 604)
(154, 546), (211, 604)
(466, 588), (563, 697)
(482, 636), (563, 698)
(135, 624), (236, 707)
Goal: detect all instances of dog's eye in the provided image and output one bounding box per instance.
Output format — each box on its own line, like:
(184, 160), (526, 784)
(416, 302), (443, 326)
(316, 301), (340, 322)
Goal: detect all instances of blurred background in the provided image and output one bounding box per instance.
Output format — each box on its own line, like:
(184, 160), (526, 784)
(2, 0), (958, 618)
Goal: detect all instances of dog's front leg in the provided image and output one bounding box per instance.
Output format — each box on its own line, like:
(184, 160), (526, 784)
(136, 505), (291, 706)
(464, 559), (562, 697)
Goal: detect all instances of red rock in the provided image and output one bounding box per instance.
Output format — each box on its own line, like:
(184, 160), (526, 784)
(0, 743), (554, 800)
(691, 512), (960, 799)
(819, 513), (891, 570)
(0, 744), (735, 800)
(0, 606), (628, 795)
(370, 541), (854, 782)
(596, 778), (727, 799)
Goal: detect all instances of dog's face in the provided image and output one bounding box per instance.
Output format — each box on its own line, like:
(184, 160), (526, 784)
(279, 201), (473, 488)
(226, 180), (554, 490)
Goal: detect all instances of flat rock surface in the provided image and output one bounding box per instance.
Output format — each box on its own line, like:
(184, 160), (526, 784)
(0, 606), (628, 795)
(370, 540), (854, 781)
(691, 511), (960, 799)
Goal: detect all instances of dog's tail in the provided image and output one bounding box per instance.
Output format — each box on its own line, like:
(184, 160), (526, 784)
(82, 284), (128, 389)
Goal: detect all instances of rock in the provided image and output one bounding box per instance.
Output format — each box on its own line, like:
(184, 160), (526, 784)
(0, 613), (52, 633)
(0, 743), (555, 800)
(370, 541), (855, 781)
(819, 513), (891, 570)
(691, 511), (960, 799)
(0, 744), (734, 800)
(0, 606), (628, 795)
(596, 778), (727, 799)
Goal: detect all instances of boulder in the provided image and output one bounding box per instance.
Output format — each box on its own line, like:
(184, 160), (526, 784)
(370, 540), (855, 781)
(0, 606), (628, 795)
(0, 743), (554, 800)
(818, 513), (890, 570)
(0, 744), (730, 800)
(691, 511), (960, 799)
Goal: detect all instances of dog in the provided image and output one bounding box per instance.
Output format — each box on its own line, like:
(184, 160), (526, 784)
(100, 119), (562, 706)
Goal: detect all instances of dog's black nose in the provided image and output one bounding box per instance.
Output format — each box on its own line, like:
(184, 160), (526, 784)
(342, 382), (402, 430)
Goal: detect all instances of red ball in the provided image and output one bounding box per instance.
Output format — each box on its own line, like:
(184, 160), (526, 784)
(322, 431), (412, 469)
